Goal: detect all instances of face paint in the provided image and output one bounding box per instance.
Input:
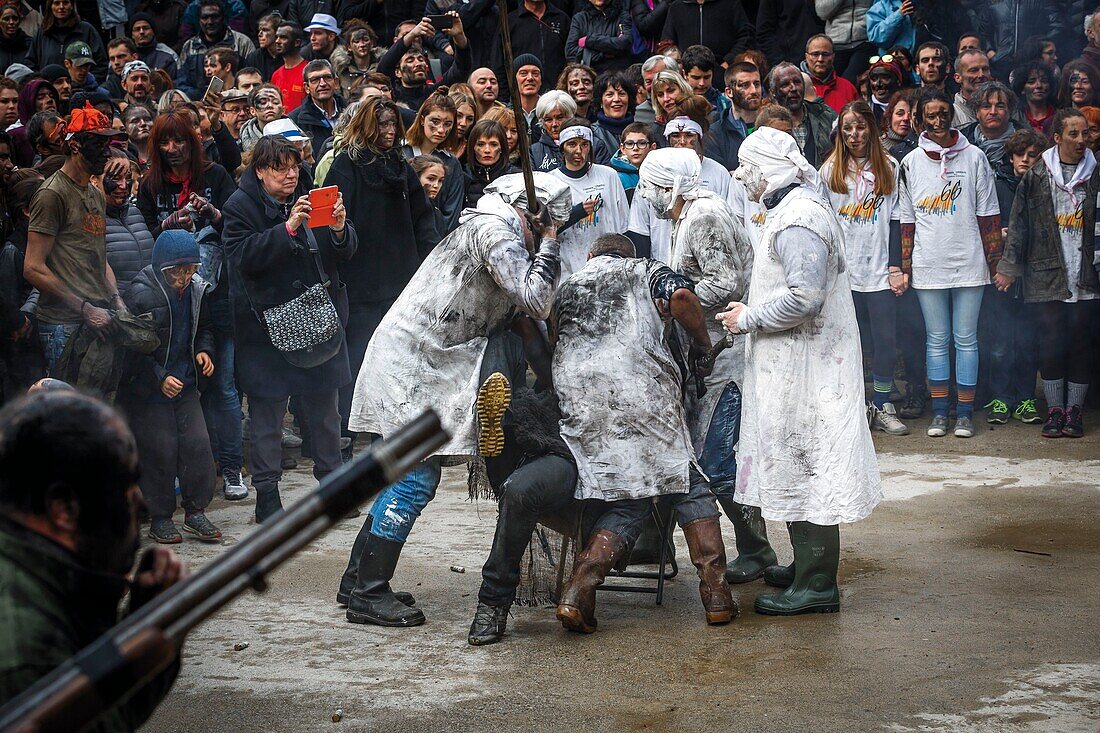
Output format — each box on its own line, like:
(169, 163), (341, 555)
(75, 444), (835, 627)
(80, 137), (111, 175)
(734, 162), (767, 202)
(637, 179), (675, 219)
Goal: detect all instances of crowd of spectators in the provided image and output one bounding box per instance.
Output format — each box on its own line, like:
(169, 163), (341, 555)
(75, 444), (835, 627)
(0, 0), (1097, 539)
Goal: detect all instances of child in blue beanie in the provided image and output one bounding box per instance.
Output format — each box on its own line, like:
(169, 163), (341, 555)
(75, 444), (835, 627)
(118, 229), (223, 544)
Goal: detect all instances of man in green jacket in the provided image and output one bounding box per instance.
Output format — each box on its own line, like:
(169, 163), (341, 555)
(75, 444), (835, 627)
(0, 390), (186, 730)
(765, 62), (838, 167)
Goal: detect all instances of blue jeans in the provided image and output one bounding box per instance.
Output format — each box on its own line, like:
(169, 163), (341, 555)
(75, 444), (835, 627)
(699, 382), (741, 500)
(201, 296), (243, 473)
(367, 457), (442, 543)
(915, 285), (984, 404)
(38, 322), (79, 374)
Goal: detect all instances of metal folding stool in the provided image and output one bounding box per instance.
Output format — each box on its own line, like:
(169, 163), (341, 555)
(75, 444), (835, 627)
(597, 500), (679, 605)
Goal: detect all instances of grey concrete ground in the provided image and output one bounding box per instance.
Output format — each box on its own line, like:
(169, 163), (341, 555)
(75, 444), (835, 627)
(145, 414), (1100, 733)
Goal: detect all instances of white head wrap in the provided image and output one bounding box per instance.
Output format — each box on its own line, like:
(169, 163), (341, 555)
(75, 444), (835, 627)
(636, 148), (702, 218)
(558, 125), (593, 145)
(484, 171), (573, 224)
(663, 116), (702, 139)
(736, 126), (821, 197)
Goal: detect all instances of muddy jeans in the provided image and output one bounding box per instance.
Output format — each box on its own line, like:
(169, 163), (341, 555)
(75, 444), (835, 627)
(121, 392), (215, 520)
(366, 457), (443, 543)
(699, 382), (742, 501)
(38, 322), (79, 374)
(593, 467), (719, 546)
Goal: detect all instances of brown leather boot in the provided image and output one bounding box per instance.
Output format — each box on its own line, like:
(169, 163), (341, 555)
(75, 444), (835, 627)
(682, 517), (738, 625)
(556, 529), (626, 634)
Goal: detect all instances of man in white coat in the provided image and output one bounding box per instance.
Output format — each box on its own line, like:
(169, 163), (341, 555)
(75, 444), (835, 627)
(634, 148), (778, 586)
(337, 173), (572, 629)
(717, 126), (882, 616)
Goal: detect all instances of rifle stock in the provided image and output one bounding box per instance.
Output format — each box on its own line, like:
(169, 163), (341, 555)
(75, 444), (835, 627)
(0, 410), (448, 733)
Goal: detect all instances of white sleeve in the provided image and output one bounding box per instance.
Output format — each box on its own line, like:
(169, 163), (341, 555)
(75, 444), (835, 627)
(628, 192), (653, 235)
(741, 226), (829, 333)
(897, 159), (915, 225)
(974, 153), (1000, 217)
(482, 224), (562, 320)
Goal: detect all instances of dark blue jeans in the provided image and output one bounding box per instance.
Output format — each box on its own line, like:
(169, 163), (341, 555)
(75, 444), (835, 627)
(699, 382), (741, 500)
(201, 295), (243, 473)
(980, 286), (1039, 406)
(38, 322), (78, 374)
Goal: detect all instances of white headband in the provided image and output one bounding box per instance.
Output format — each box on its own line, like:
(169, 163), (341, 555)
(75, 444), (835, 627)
(558, 125), (593, 145)
(664, 116), (702, 139)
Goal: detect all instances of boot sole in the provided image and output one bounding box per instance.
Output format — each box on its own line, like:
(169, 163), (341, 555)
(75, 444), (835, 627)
(345, 609), (425, 627)
(725, 565), (771, 584)
(556, 604), (596, 634)
(476, 372), (511, 457)
(754, 600), (840, 616)
(706, 610), (733, 625)
(467, 633), (505, 646)
(182, 525), (223, 542)
(149, 533), (182, 545)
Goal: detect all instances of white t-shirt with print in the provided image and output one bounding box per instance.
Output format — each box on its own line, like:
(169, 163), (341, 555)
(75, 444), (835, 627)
(550, 163), (630, 278)
(1053, 163), (1098, 303)
(628, 155), (730, 264)
(898, 144), (1000, 289)
(820, 157), (900, 292)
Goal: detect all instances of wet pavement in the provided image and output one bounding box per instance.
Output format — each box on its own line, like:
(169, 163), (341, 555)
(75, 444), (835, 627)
(145, 413), (1100, 732)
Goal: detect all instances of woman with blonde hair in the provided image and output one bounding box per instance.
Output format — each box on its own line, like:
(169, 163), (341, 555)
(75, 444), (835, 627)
(481, 105), (518, 161)
(650, 70), (692, 129)
(446, 89), (477, 159)
(820, 100), (908, 435)
(401, 89), (466, 234)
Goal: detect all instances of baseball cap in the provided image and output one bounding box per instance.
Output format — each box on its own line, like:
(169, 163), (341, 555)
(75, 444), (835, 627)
(304, 13), (339, 35)
(64, 41), (95, 67)
(66, 102), (125, 139)
(262, 118), (309, 142)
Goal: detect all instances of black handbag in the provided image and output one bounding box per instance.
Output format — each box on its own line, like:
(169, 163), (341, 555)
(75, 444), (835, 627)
(247, 233), (342, 369)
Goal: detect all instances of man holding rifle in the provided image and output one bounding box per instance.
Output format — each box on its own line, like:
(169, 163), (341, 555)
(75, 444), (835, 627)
(0, 391), (186, 728)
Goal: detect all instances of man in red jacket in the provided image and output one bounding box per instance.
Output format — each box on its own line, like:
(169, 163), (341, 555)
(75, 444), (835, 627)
(803, 34), (858, 114)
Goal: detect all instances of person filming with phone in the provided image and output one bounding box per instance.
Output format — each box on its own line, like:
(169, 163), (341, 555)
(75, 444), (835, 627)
(376, 11), (471, 111)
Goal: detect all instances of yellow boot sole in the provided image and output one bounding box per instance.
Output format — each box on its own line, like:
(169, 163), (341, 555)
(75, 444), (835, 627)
(476, 372), (511, 457)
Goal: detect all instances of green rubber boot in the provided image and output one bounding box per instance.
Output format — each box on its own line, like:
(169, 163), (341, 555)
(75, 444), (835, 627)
(717, 497), (778, 583)
(754, 521), (840, 616)
(762, 562), (794, 588)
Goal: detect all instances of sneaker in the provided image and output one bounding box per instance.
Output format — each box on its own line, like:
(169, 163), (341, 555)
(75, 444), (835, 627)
(281, 427), (303, 449)
(223, 470), (248, 501)
(476, 372), (511, 457)
(183, 512), (223, 542)
(1062, 406), (1084, 438)
(149, 518), (182, 544)
(899, 385), (927, 419)
(954, 415), (974, 438)
(1042, 407), (1066, 438)
(870, 402), (909, 435)
(927, 414), (949, 437)
(1013, 399), (1042, 424)
(984, 399), (1009, 424)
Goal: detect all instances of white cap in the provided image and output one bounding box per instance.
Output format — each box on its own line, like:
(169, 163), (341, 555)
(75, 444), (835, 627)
(262, 118), (310, 142)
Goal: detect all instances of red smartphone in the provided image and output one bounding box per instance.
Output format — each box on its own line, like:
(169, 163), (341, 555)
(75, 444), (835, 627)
(308, 186), (338, 229)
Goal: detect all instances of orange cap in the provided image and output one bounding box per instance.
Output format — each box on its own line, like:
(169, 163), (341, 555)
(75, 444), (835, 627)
(65, 102), (123, 138)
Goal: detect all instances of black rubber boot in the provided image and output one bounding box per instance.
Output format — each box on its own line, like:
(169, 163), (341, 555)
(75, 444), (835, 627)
(467, 602), (511, 646)
(763, 562), (794, 588)
(754, 522), (840, 616)
(337, 515), (416, 607)
(345, 533), (426, 627)
(717, 497), (778, 583)
(255, 487), (283, 524)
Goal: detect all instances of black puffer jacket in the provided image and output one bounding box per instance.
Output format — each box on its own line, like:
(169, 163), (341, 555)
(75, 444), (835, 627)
(105, 203), (156, 298)
(120, 266), (214, 401)
(222, 165), (358, 397)
(567, 1), (633, 73)
(0, 30), (30, 74)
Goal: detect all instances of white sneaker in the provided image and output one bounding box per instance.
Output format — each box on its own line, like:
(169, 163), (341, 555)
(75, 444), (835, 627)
(223, 471), (248, 501)
(870, 402), (910, 435)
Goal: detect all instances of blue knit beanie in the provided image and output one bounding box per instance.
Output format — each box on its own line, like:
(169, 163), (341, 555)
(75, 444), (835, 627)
(153, 229), (200, 271)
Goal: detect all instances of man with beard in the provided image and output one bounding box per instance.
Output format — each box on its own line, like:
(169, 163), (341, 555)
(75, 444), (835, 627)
(867, 56), (903, 124)
(718, 126), (882, 615)
(916, 41), (950, 91)
(469, 67), (500, 116)
(105, 37), (138, 99)
(272, 23), (309, 112)
(120, 61), (153, 112)
(378, 13), (471, 112)
(765, 61), (837, 167)
(23, 104), (127, 373)
(0, 391), (187, 720)
(803, 35), (858, 114)
(705, 61), (762, 171)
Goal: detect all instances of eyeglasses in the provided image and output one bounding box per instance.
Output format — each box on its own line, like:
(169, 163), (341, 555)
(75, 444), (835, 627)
(869, 54), (895, 65)
(307, 73), (335, 84)
(621, 140), (652, 149)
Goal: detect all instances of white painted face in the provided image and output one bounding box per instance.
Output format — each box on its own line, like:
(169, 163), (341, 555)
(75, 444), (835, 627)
(733, 162), (767, 203)
(637, 179), (675, 219)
